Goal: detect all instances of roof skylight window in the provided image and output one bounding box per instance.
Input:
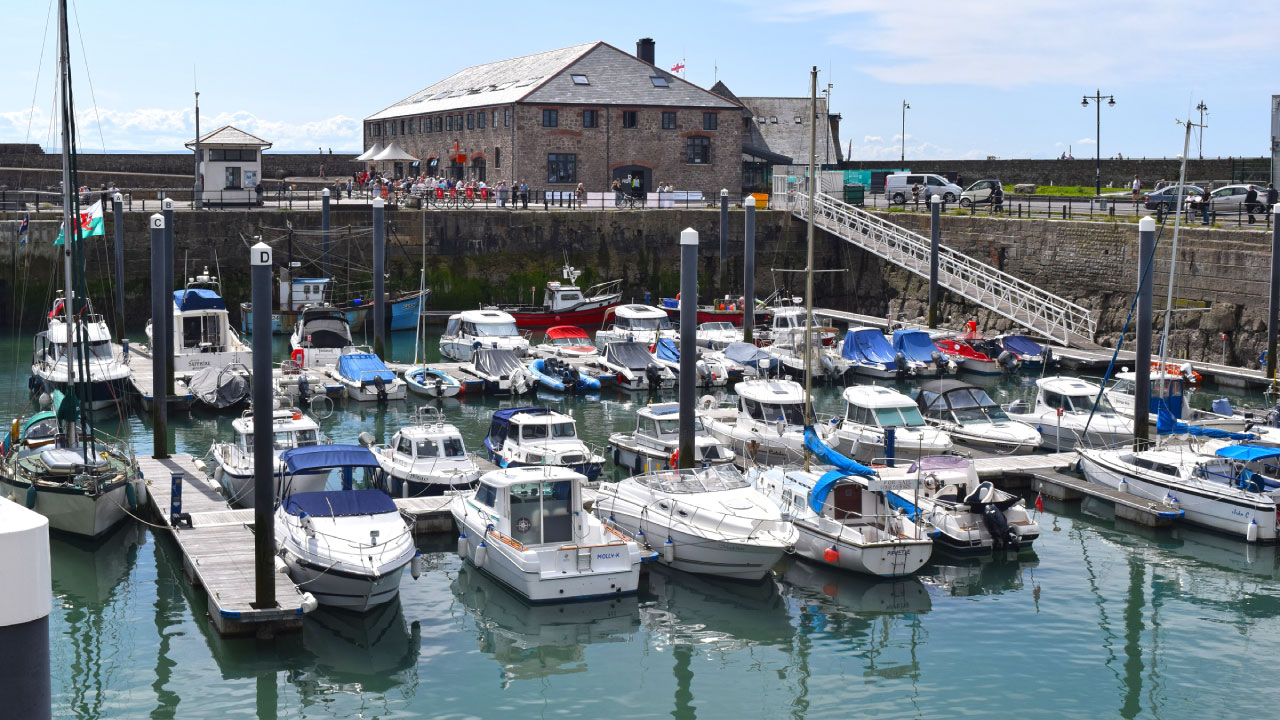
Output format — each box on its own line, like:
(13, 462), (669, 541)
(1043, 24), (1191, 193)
(650, 76), (669, 88)
(571, 74), (589, 85)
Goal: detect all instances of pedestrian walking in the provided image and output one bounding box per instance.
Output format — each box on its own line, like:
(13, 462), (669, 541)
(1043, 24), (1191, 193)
(1131, 175), (1142, 207)
(911, 182), (920, 207)
(519, 180), (529, 209)
(1245, 185), (1259, 224)
(254, 181), (264, 206)
(1267, 183), (1278, 213)
(611, 178), (622, 207)
(991, 183), (1004, 214)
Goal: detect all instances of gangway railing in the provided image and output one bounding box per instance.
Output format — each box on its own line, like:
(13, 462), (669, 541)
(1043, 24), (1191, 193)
(777, 186), (1096, 346)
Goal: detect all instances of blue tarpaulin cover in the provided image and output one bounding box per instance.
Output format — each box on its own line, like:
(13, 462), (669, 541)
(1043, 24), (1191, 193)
(892, 329), (938, 363)
(173, 288), (226, 312)
(1214, 444), (1280, 462)
(281, 444), (380, 473)
(338, 353), (396, 383)
(1155, 410), (1255, 440)
(803, 426), (876, 513)
(841, 328), (896, 365)
(1002, 335), (1043, 357)
(655, 338), (680, 363)
(723, 342), (770, 367)
(284, 489), (397, 517)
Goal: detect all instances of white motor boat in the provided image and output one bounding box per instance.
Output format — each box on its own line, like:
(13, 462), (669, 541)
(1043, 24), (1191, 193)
(440, 310), (529, 362)
(651, 339), (734, 387)
(274, 445), (418, 611)
(751, 466), (933, 577)
(458, 348), (532, 395)
(334, 352), (406, 402)
(452, 465), (645, 602)
(757, 305), (835, 347)
(366, 407), (481, 498)
(590, 341), (674, 391)
(699, 379), (811, 467)
(916, 379), (1041, 454)
(1104, 370), (1251, 432)
(31, 296), (130, 411)
(878, 455), (1040, 555)
(1079, 445), (1278, 542)
(762, 334), (845, 382)
(832, 385), (954, 463)
(483, 406), (606, 481)
(1005, 376), (1134, 450)
(695, 321), (743, 350)
(290, 304), (357, 372)
(146, 270), (254, 410)
(530, 325), (600, 359)
(208, 404), (330, 507)
(608, 402), (735, 474)
(593, 465), (798, 580)
(594, 304), (676, 348)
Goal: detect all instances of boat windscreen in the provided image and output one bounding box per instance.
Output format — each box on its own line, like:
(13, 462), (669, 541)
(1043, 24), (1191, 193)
(605, 342), (654, 370)
(639, 465), (750, 494)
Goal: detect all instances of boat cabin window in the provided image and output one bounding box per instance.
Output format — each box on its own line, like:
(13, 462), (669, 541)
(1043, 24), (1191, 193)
(443, 437), (465, 457)
(445, 318), (461, 336)
(1153, 379), (1183, 398)
(522, 423), (549, 440)
(847, 404), (872, 426)
(558, 292), (581, 303)
(551, 335), (587, 346)
(1128, 456), (1179, 477)
(655, 416), (703, 436)
(743, 398), (808, 426)
(475, 482), (499, 508)
(416, 439), (440, 458)
(397, 436), (413, 455)
(1046, 391), (1114, 415)
(469, 320), (518, 337)
(874, 406), (925, 428)
(181, 315), (224, 351)
(618, 316), (671, 331)
(552, 422), (576, 438)
(295, 429), (319, 447)
(271, 432), (293, 450)
(508, 480), (574, 545)
(88, 340), (114, 360)
(1111, 379), (1136, 395)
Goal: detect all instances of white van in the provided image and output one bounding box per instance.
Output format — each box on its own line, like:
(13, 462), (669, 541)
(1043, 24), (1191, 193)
(884, 173), (962, 204)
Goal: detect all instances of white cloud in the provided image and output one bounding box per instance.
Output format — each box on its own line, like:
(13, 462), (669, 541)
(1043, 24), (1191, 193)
(0, 106), (361, 151)
(742, 1), (1280, 87)
(863, 135), (882, 142)
(1077, 138), (1096, 145)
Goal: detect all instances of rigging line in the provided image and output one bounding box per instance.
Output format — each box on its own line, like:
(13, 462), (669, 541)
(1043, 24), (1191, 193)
(19, 0), (56, 188)
(69, 0), (107, 153)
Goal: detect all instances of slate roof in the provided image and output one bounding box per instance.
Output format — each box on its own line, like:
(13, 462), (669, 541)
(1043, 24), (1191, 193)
(184, 125), (271, 149)
(732, 93), (841, 165)
(367, 41), (735, 122)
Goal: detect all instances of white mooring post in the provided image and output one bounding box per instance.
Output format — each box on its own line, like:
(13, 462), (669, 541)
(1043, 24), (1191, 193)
(0, 498), (52, 720)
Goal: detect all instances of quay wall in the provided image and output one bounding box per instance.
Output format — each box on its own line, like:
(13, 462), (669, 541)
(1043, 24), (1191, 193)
(0, 206), (1272, 368)
(841, 157), (1269, 188)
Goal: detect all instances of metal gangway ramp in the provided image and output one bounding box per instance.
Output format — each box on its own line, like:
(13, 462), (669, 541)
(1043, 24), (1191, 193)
(774, 183), (1096, 347)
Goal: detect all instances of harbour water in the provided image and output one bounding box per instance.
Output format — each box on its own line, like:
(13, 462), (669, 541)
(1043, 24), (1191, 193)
(6, 330), (1278, 719)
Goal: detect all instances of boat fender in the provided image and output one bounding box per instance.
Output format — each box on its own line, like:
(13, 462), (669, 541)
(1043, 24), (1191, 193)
(291, 348), (305, 369)
(357, 432), (375, 448)
(699, 395), (716, 411)
(300, 592), (319, 614)
(456, 532), (468, 558)
(25, 484), (37, 509)
(411, 552), (424, 580)
(9, 418), (19, 444)
(612, 447), (621, 466)
(474, 540), (487, 568)
(124, 482), (138, 510)
(1247, 519), (1259, 543)
(662, 539), (674, 563)
(274, 556), (290, 575)
(402, 480), (411, 499)
(823, 546), (839, 563)
(1117, 478), (1128, 494)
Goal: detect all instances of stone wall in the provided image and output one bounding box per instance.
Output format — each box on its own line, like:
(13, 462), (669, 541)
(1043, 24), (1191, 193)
(842, 157), (1269, 189)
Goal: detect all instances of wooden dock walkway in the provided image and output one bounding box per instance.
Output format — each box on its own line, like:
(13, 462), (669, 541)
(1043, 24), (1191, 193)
(1031, 469), (1185, 527)
(972, 451), (1078, 479)
(122, 346), (196, 411)
(138, 453), (307, 637)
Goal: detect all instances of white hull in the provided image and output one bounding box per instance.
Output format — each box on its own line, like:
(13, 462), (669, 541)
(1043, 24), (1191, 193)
(1079, 451), (1277, 542)
(454, 527), (640, 602)
(279, 547), (409, 611)
(212, 465), (329, 508)
(792, 520), (932, 577)
(342, 379), (408, 402)
(0, 476), (130, 538)
(703, 418), (803, 467)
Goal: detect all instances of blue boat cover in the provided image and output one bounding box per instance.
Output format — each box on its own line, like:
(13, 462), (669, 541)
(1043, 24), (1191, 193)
(490, 406), (550, 424)
(892, 329), (938, 363)
(803, 426), (876, 513)
(281, 444), (380, 473)
(1002, 335), (1043, 357)
(1214, 444), (1280, 462)
(841, 328), (896, 364)
(886, 492), (921, 522)
(337, 353), (395, 383)
(173, 288), (225, 312)
(1155, 410), (1255, 440)
(283, 489), (397, 517)
(655, 338), (680, 363)
(650, 405), (679, 415)
(723, 341), (770, 367)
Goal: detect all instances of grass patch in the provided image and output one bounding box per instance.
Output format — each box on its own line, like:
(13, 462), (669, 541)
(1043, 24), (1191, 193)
(1003, 185), (1117, 197)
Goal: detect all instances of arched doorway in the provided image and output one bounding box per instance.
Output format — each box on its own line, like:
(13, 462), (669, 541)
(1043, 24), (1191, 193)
(471, 157), (486, 183)
(612, 165), (648, 196)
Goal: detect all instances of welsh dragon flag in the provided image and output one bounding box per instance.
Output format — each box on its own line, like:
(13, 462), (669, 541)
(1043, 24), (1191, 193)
(53, 199), (104, 246)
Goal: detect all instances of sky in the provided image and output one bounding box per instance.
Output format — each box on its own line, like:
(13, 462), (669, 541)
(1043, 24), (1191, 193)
(1, 0), (1275, 160)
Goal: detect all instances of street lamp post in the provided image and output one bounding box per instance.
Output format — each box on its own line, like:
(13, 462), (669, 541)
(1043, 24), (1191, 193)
(901, 100), (910, 164)
(1082, 89), (1115, 197)
(1196, 100), (1208, 159)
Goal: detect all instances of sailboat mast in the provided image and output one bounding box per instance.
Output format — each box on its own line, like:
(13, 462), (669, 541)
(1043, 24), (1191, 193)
(803, 66), (818, 472)
(1157, 121), (1194, 401)
(56, 0), (77, 446)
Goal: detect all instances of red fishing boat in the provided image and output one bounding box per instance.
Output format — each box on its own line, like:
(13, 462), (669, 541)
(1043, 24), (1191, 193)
(934, 338), (1001, 375)
(495, 265), (623, 329)
(657, 294), (769, 327)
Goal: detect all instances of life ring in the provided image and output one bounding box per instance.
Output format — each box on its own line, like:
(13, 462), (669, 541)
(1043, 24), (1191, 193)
(699, 395), (716, 410)
(291, 348), (305, 369)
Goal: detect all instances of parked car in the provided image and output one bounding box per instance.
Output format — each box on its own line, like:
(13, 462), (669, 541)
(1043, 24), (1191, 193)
(959, 179), (1003, 207)
(1143, 185), (1205, 211)
(1207, 184), (1267, 212)
(885, 173), (962, 205)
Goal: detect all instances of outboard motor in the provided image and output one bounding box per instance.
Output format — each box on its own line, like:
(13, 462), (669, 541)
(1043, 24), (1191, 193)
(433, 377), (444, 397)
(1043, 346), (1054, 367)
(997, 350), (1019, 374)
(373, 374), (387, 401)
(297, 373), (311, 402)
(645, 362), (663, 391)
(893, 351), (908, 378)
(981, 503), (1016, 551)
(930, 350), (945, 376)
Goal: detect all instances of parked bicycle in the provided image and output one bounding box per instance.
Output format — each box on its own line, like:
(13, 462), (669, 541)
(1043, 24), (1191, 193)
(431, 193), (474, 210)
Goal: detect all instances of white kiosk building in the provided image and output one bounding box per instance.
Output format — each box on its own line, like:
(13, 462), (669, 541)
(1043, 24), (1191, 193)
(185, 125), (271, 206)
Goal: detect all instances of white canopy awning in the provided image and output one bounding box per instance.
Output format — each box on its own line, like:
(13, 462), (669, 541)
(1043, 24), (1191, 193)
(370, 142), (418, 162)
(353, 143), (383, 162)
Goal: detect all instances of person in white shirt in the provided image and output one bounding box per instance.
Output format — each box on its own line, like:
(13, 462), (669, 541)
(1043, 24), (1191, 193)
(1131, 175), (1142, 206)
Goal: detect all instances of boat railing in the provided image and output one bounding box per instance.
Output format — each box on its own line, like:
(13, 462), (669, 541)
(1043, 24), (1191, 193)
(583, 278), (623, 301)
(639, 492), (790, 541)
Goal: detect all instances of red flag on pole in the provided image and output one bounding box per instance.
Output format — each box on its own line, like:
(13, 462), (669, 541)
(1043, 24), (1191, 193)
(1034, 492), (1044, 513)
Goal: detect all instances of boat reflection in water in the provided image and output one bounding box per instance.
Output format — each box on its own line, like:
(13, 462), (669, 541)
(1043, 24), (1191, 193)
(295, 600), (422, 694)
(640, 565), (793, 649)
(50, 522), (147, 720)
(776, 555), (932, 615)
(918, 554), (1039, 598)
(450, 562), (639, 682)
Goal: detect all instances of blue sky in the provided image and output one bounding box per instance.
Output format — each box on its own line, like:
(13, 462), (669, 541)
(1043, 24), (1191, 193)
(2, 0), (1274, 159)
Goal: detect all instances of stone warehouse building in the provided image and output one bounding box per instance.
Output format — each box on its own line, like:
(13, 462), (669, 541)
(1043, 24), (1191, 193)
(362, 39), (742, 196)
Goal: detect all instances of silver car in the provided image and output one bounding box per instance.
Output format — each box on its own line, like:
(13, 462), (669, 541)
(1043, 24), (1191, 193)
(1207, 184), (1267, 212)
